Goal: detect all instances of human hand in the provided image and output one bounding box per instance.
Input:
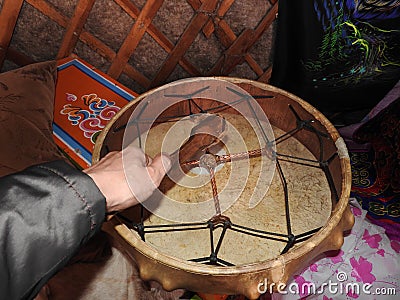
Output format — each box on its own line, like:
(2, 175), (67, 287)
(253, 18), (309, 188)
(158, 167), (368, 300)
(83, 147), (171, 213)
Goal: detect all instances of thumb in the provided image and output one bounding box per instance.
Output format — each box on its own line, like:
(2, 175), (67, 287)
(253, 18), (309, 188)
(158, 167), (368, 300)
(148, 153), (171, 185)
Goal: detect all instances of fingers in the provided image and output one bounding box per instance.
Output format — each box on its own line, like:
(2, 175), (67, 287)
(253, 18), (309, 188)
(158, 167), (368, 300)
(124, 145), (148, 166)
(145, 154), (152, 166)
(147, 153), (171, 185)
(86, 147), (170, 212)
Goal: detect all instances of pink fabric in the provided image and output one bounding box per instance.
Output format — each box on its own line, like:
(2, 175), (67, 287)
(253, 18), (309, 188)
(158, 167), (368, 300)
(271, 199), (400, 299)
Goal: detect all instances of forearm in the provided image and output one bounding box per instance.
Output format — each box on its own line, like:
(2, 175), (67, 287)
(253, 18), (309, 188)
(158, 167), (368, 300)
(0, 160), (106, 300)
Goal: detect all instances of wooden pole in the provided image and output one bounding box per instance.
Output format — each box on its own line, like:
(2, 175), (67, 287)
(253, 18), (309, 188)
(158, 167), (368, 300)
(57, 0), (96, 59)
(0, 0), (24, 68)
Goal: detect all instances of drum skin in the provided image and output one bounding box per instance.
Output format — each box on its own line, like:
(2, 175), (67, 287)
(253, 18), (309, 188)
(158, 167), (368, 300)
(93, 78), (354, 299)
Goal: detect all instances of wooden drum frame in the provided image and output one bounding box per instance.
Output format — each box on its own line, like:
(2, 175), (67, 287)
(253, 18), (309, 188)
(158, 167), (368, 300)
(92, 78), (354, 299)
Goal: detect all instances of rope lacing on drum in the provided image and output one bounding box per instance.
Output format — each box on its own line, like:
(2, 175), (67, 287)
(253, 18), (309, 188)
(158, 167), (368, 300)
(115, 86), (339, 266)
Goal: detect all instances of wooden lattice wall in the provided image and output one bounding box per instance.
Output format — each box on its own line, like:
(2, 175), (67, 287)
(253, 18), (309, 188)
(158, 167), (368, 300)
(0, 0), (278, 93)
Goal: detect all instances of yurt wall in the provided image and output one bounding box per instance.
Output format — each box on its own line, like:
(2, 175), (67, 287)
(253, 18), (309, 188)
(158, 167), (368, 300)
(0, 0), (278, 94)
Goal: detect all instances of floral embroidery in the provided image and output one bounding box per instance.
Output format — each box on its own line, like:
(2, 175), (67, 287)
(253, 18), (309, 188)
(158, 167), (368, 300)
(350, 152), (372, 187)
(376, 248), (385, 257)
(362, 229), (382, 249)
(61, 93), (120, 144)
(309, 263), (318, 272)
(346, 287), (359, 298)
(390, 240), (400, 253)
(350, 256), (376, 284)
(328, 249), (344, 264)
(66, 93), (77, 102)
(351, 205), (362, 217)
(293, 275), (312, 297)
(270, 200), (400, 300)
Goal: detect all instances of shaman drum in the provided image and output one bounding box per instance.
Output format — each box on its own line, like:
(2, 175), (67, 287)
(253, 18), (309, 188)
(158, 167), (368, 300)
(92, 78), (354, 299)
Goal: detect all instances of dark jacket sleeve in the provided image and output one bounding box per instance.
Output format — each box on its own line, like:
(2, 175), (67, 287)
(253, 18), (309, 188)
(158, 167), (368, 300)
(0, 160), (106, 300)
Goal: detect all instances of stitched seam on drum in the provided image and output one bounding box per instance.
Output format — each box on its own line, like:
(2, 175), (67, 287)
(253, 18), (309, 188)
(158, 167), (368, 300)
(335, 137), (349, 159)
(38, 165), (97, 230)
